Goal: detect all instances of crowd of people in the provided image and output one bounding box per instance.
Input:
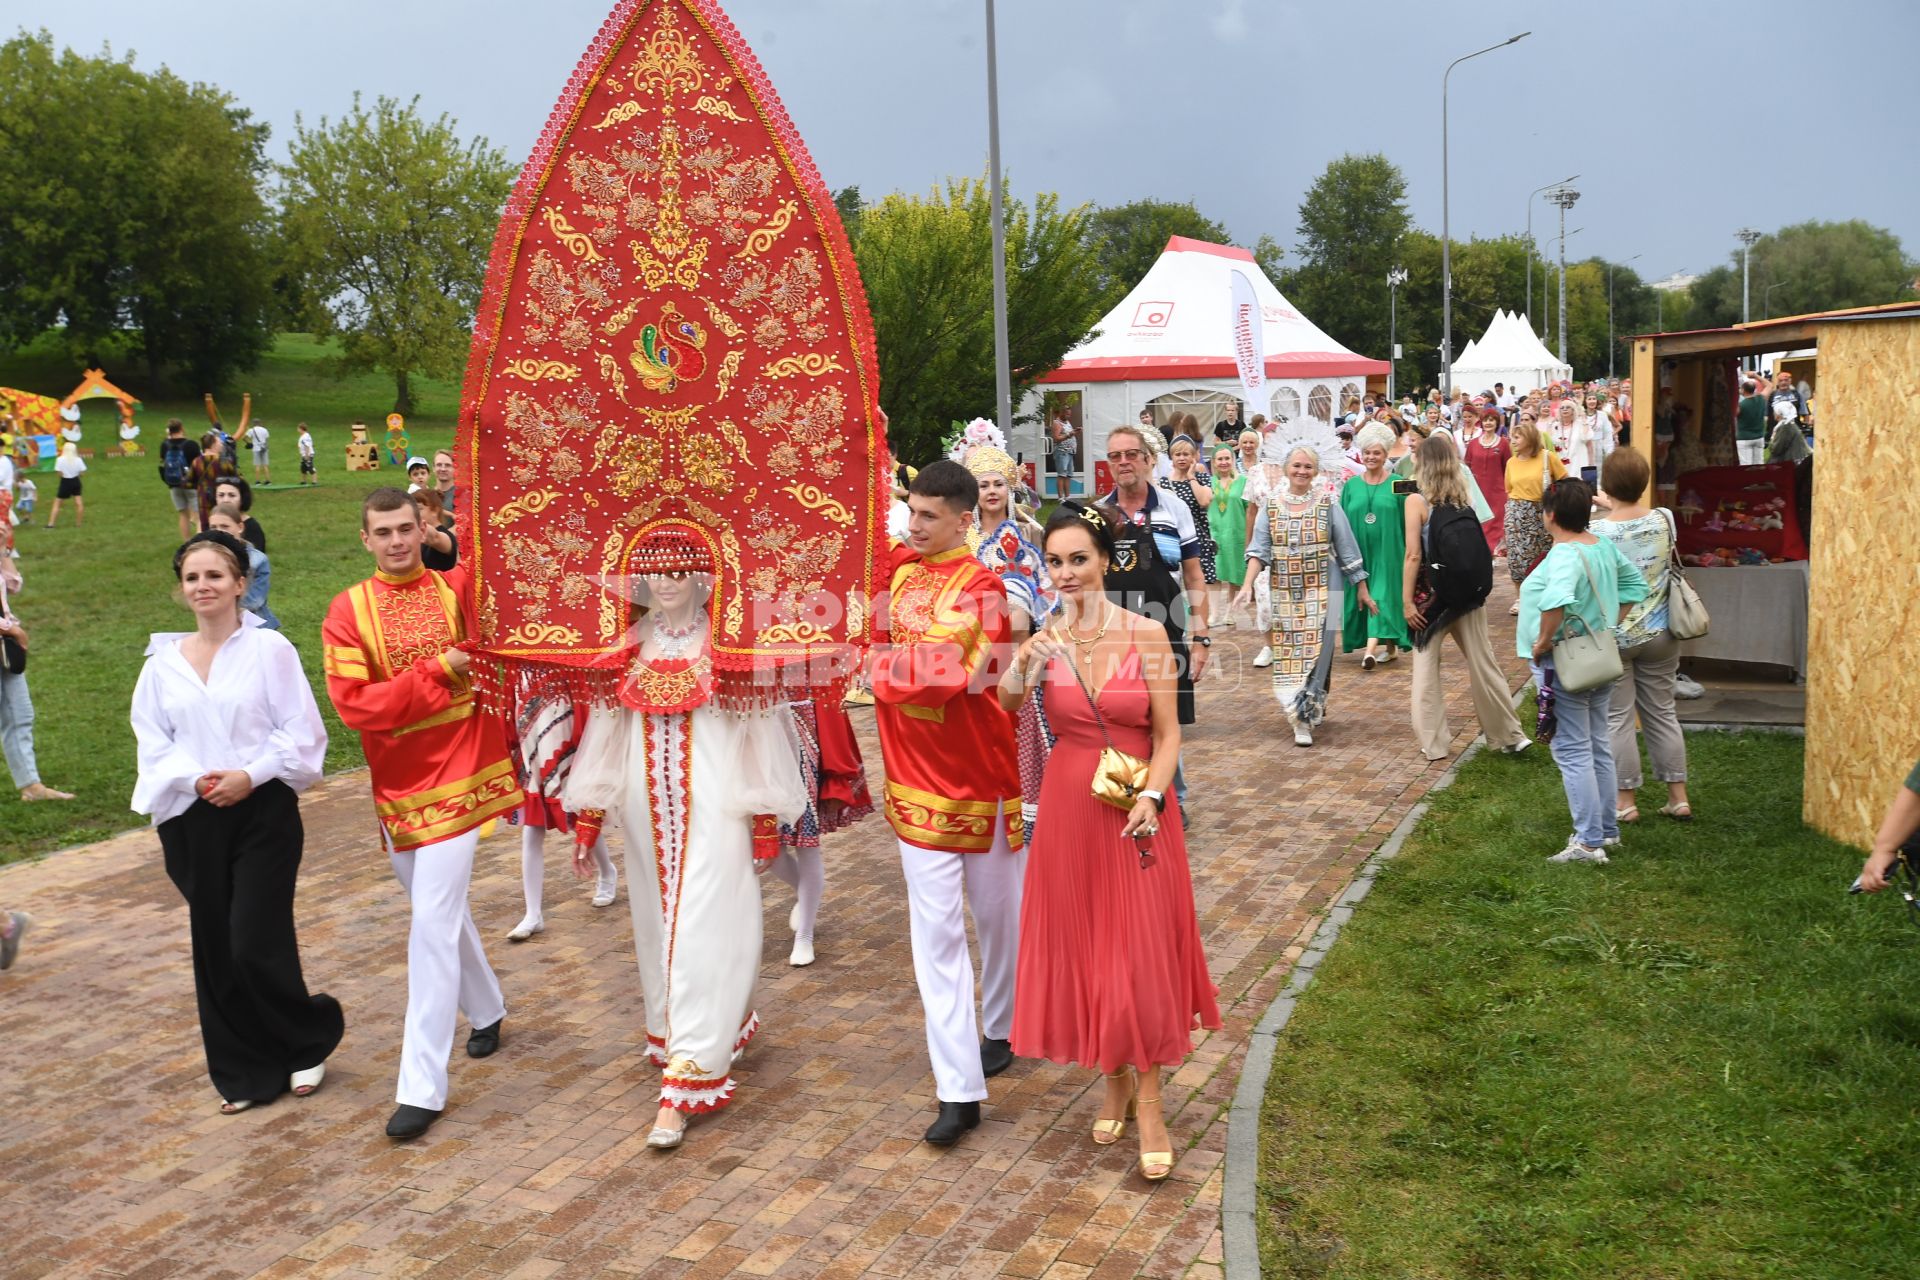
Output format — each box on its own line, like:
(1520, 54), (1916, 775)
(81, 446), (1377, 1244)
(0, 366), (1862, 1183)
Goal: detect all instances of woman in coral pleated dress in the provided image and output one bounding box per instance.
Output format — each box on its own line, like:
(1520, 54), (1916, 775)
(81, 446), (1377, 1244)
(999, 502), (1220, 1184)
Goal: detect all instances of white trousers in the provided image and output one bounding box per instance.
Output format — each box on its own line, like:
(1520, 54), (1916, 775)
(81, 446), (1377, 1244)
(1737, 438), (1766, 465)
(898, 816), (1024, 1103)
(387, 829), (506, 1109)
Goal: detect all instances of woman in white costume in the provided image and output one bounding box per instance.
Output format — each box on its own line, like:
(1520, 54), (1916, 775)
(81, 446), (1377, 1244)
(566, 530), (807, 1151)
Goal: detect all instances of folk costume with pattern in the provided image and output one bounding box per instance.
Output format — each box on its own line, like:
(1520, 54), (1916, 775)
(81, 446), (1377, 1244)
(566, 541), (809, 1117)
(322, 562), (522, 1113)
(872, 541), (1025, 1106)
(958, 436), (1056, 835)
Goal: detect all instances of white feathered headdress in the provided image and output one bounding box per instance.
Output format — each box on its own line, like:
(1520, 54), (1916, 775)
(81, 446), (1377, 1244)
(1258, 414), (1347, 472)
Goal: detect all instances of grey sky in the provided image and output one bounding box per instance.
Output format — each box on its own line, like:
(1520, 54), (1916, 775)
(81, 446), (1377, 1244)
(24, 0), (1920, 286)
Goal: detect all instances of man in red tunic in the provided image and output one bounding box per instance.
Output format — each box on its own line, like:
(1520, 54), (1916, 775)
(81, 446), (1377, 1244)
(871, 460), (1024, 1146)
(322, 488), (523, 1139)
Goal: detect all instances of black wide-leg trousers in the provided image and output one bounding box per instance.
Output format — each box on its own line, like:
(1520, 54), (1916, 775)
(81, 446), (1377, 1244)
(158, 781), (344, 1104)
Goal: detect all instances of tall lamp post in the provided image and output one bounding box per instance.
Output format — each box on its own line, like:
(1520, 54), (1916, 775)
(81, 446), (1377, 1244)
(1607, 253), (1641, 379)
(1527, 174), (1578, 339)
(984, 0), (1012, 435)
(1441, 30), (1531, 401)
(1736, 227), (1763, 372)
(1736, 227), (1762, 325)
(1547, 185), (1581, 364)
(1764, 279), (1795, 319)
(1387, 265), (1408, 401)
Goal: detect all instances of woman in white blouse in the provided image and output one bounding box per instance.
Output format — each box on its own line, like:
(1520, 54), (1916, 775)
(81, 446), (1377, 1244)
(131, 531), (341, 1114)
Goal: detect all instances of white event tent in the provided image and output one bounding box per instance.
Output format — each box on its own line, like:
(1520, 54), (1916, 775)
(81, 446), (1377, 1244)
(1020, 237), (1387, 487)
(1449, 309), (1571, 395)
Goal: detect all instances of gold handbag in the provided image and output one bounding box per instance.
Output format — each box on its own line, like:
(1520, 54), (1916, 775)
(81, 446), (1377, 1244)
(1063, 645), (1152, 811)
(1092, 745), (1152, 812)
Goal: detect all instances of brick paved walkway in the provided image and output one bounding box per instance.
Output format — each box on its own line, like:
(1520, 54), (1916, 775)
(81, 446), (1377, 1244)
(1, 594), (1530, 1279)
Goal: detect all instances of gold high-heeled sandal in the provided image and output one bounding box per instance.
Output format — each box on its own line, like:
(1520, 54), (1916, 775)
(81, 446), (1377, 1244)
(1091, 1069), (1137, 1146)
(1134, 1092), (1174, 1182)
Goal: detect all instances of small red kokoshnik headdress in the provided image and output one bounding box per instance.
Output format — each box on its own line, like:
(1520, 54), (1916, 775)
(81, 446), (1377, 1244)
(456, 0), (889, 710)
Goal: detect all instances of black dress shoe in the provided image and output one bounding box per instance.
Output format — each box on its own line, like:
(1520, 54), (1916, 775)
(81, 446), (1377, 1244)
(385, 1103), (442, 1140)
(923, 1100), (981, 1146)
(466, 1018), (503, 1059)
(980, 1037), (1014, 1078)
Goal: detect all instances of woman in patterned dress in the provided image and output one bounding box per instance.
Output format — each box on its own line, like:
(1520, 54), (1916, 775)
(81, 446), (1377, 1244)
(1158, 434), (1216, 584)
(962, 442), (1055, 835)
(1235, 446), (1375, 746)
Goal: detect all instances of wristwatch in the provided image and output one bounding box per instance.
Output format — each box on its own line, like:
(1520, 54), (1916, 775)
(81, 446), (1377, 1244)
(1193, 635), (1212, 648)
(1139, 789), (1167, 812)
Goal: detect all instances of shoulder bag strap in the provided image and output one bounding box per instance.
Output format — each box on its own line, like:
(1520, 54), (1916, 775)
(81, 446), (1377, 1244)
(1557, 544), (1608, 639)
(1059, 625), (1124, 757)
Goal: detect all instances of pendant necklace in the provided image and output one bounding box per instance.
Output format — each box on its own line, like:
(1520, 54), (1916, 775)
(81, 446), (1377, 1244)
(653, 611), (706, 660)
(1064, 600), (1113, 663)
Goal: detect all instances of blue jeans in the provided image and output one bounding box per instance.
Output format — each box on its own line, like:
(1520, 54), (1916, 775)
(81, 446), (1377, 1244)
(1548, 678), (1619, 848)
(0, 669), (39, 789)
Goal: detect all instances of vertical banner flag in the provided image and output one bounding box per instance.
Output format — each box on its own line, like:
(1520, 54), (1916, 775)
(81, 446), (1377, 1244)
(1228, 267), (1266, 419)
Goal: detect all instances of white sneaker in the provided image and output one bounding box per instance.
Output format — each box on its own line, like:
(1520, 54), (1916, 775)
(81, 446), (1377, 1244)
(507, 915), (545, 942)
(1293, 722), (1313, 747)
(789, 938), (815, 967)
(1505, 738), (1533, 755)
(592, 869), (618, 908)
(1574, 831), (1624, 849)
(1547, 842), (1609, 865)
(1253, 646), (1273, 668)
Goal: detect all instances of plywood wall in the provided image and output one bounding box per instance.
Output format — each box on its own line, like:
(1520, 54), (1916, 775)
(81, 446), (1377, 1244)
(1803, 318), (1920, 847)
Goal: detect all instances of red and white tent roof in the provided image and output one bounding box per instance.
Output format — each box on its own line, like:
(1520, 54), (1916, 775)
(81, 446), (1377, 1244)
(1039, 236), (1387, 384)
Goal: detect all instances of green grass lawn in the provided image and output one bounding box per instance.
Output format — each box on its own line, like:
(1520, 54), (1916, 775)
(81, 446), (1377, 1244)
(1, 334), (465, 861)
(1256, 728), (1918, 1279)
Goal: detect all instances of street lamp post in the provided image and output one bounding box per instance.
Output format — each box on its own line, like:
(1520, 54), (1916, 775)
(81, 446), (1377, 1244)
(1441, 31), (1531, 401)
(1527, 174), (1578, 339)
(1736, 228), (1763, 372)
(1764, 279), (1795, 319)
(1607, 254), (1641, 379)
(1387, 265), (1408, 401)
(984, 0), (1012, 435)
(1736, 228), (1762, 322)
(1547, 186), (1581, 364)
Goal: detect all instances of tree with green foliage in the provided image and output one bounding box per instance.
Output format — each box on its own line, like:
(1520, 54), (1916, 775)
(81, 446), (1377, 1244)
(279, 95), (514, 414)
(0, 32), (275, 389)
(852, 177), (1105, 463)
(832, 185), (863, 248)
(1684, 220), (1915, 329)
(1084, 199), (1235, 304)
(1279, 154), (1414, 372)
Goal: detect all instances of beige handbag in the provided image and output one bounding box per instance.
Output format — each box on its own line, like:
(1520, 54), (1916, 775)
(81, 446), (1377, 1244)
(1659, 508), (1711, 640)
(1550, 548), (1624, 693)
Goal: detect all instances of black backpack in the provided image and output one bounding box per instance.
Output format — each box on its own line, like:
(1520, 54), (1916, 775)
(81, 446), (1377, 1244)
(159, 438), (191, 488)
(1424, 502), (1494, 612)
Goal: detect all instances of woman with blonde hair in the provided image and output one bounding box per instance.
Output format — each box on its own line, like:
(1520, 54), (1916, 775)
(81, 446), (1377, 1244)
(1502, 417), (1568, 609)
(1339, 422), (1411, 667)
(1402, 437), (1531, 760)
(45, 442), (86, 529)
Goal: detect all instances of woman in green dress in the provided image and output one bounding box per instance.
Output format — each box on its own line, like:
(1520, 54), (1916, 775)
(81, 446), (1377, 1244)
(1206, 445), (1248, 627)
(1340, 422), (1412, 667)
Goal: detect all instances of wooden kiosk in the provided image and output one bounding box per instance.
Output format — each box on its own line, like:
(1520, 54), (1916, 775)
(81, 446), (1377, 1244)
(1628, 302), (1920, 848)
